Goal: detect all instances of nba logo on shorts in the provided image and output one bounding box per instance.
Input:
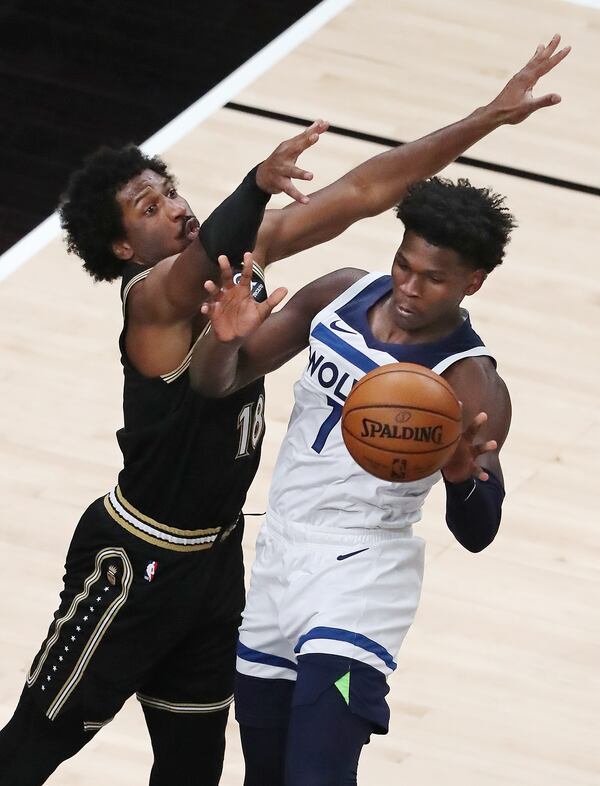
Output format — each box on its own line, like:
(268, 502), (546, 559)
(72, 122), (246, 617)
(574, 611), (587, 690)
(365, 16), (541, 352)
(144, 561), (158, 582)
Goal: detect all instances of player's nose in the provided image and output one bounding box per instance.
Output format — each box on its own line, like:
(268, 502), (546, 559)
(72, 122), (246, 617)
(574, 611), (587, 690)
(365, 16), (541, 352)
(401, 273), (421, 297)
(167, 196), (186, 220)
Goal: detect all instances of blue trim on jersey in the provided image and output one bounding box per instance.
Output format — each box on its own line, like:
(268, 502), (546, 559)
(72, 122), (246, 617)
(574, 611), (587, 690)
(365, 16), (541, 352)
(310, 323), (379, 374)
(336, 275), (490, 368)
(237, 641), (298, 672)
(294, 626), (397, 671)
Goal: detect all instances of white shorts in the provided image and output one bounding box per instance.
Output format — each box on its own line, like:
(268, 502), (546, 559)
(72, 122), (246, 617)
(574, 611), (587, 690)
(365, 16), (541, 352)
(237, 512), (425, 681)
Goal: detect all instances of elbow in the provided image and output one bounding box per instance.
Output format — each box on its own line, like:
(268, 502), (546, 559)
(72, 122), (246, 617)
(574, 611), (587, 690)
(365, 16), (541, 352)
(449, 525), (499, 553)
(460, 535), (495, 554)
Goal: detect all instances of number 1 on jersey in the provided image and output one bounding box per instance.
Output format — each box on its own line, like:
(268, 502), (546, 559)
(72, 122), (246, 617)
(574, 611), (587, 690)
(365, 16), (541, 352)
(236, 394), (265, 458)
(311, 396), (343, 454)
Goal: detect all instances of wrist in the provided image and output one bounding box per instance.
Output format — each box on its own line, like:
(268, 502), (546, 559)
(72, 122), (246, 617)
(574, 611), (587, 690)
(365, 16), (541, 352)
(474, 103), (510, 129)
(252, 162), (275, 198)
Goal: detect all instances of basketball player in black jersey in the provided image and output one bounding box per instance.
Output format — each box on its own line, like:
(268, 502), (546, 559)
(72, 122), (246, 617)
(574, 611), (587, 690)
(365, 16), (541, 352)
(0, 124), (329, 786)
(0, 35), (569, 786)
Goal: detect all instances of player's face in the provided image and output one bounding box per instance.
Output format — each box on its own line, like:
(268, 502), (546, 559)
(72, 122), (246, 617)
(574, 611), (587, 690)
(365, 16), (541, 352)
(390, 232), (485, 333)
(113, 170), (199, 266)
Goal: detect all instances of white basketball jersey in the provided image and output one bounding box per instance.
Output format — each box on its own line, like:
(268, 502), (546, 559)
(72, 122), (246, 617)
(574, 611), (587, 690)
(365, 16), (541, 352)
(267, 272), (495, 531)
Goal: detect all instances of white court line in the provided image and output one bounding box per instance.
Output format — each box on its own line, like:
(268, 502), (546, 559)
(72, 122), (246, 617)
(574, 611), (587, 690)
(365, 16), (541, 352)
(0, 0), (354, 284)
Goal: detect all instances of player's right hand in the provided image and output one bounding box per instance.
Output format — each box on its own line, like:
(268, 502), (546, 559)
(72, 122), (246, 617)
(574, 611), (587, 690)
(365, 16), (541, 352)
(256, 120), (329, 204)
(201, 253), (287, 344)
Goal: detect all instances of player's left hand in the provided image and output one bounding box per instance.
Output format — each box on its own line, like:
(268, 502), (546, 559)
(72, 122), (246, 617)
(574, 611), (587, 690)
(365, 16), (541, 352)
(256, 119), (329, 204)
(486, 34), (571, 125)
(201, 252), (287, 344)
(441, 411), (497, 483)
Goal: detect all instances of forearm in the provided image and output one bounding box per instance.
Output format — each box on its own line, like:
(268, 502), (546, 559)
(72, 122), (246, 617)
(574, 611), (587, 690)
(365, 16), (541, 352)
(443, 470), (505, 553)
(351, 105), (505, 216)
(189, 331), (249, 397)
(200, 164), (271, 266)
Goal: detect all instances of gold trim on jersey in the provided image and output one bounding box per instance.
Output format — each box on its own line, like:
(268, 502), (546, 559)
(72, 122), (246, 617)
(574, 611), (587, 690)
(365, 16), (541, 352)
(136, 692), (234, 714)
(121, 268), (150, 316)
(104, 488), (231, 552)
(160, 321), (211, 384)
(46, 550), (133, 721)
(84, 716), (115, 732)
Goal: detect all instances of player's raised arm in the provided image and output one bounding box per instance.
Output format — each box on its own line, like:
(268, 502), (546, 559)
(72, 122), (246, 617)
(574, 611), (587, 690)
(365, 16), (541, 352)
(189, 254), (363, 397)
(254, 35), (570, 267)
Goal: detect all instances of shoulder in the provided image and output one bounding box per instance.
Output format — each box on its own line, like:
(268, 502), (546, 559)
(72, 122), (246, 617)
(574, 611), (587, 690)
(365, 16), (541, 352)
(290, 267), (369, 316)
(124, 255), (179, 324)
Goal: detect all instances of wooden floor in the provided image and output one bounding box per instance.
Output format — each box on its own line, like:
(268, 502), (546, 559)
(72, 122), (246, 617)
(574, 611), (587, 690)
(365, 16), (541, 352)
(1, 0), (599, 783)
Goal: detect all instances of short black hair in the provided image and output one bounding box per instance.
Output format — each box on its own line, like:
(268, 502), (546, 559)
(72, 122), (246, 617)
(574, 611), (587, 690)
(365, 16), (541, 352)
(395, 177), (516, 273)
(58, 145), (173, 282)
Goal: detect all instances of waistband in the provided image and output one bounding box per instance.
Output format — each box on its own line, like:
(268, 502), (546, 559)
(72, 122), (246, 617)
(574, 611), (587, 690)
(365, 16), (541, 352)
(104, 486), (239, 552)
(265, 507), (414, 546)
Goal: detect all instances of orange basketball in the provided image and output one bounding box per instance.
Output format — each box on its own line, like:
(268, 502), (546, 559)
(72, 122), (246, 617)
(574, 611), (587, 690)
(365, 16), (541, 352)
(341, 362), (462, 482)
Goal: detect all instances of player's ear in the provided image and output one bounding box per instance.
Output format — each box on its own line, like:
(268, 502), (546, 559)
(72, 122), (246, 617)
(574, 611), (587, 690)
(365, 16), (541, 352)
(464, 269), (486, 296)
(112, 238), (134, 261)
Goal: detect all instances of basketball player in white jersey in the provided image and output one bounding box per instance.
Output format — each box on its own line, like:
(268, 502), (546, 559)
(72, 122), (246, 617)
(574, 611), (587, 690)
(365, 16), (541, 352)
(189, 37), (569, 786)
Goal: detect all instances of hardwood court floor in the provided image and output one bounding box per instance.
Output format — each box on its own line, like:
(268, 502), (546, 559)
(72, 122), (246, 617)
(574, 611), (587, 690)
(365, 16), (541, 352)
(0, 1), (598, 784)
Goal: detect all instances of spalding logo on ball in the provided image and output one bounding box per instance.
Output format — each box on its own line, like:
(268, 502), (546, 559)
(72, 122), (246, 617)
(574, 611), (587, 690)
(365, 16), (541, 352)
(341, 362), (462, 482)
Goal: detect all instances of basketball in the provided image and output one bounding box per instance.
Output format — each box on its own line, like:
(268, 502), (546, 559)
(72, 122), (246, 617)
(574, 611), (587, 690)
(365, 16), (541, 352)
(341, 362), (462, 482)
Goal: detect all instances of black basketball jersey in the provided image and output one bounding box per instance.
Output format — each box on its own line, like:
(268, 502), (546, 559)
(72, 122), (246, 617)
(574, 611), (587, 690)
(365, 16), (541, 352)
(106, 263), (267, 547)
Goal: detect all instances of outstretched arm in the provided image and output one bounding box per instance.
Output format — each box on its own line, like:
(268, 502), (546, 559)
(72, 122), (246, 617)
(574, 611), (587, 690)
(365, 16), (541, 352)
(254, 35), (570, 267)
(188, 254), (364, 396)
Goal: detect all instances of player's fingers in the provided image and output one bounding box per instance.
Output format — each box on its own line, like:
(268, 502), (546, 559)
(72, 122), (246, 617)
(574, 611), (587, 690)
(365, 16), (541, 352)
(289, 165), (314, 181)
(463, 411), (488, 440)
(534, 44), (570, 79)
(475, 439), (498, 458)
(542, 33), (561, 57)
(283, 182), (310, 204)
(265, 286), (288, 311)
(240, 252), (255, 287)
(217, 255), (235, 288)
(529, 92), (562, 112)
(204, 279), (220, 297)
(290, 119), (329, 152)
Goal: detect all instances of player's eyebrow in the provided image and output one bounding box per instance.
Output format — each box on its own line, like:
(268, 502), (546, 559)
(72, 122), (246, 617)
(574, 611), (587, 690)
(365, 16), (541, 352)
(133, 187), (153, 207)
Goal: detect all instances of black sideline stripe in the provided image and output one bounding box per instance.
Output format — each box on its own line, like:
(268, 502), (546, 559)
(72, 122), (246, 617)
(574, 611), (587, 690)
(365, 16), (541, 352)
(225, 102), (600, 198)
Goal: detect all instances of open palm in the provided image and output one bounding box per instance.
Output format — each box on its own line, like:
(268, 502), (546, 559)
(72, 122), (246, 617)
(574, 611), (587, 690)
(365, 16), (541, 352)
(201, 253), (287, 344)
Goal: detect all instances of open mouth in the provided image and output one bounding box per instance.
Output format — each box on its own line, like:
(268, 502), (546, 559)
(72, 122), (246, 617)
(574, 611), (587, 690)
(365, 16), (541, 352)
(182, 216), (199, 241)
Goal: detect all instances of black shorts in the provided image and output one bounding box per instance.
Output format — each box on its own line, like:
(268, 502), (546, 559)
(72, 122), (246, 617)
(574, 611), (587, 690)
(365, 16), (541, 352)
(25, 496), (244, 729)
